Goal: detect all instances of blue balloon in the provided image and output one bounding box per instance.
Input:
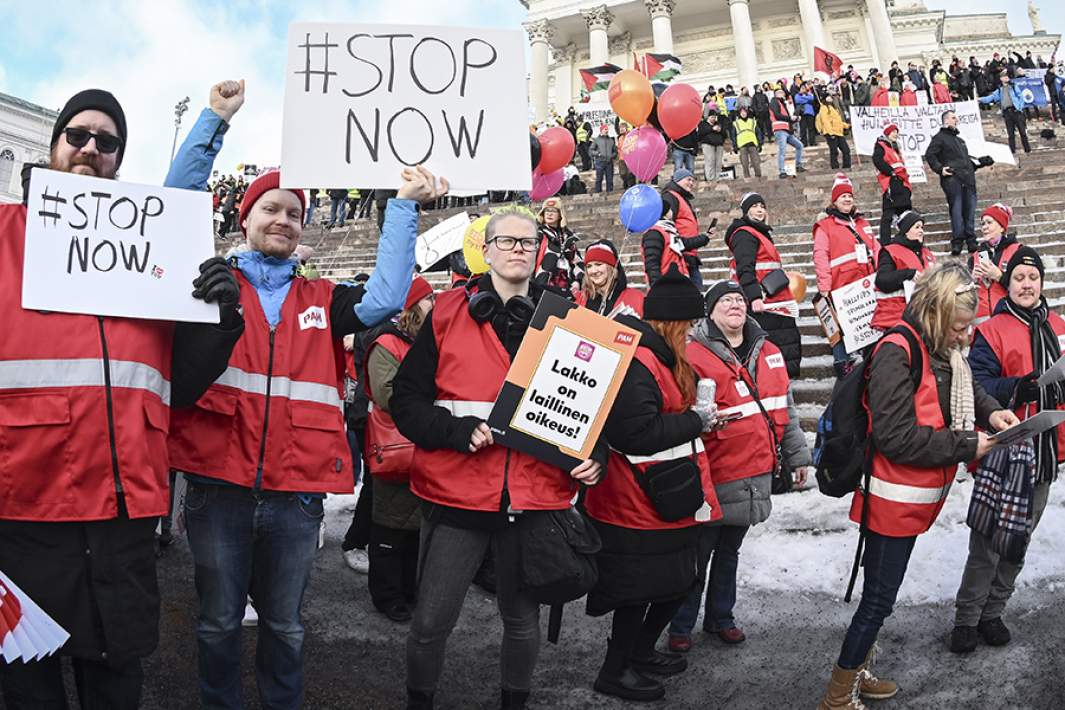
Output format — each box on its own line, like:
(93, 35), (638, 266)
(618, 184), (662, 232)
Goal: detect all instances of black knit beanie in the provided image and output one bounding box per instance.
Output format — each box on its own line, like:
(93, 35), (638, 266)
(1005, 245), (1044, 282)
(51, 89), (128, 168)
(644, 265), (705, 321)
(740, 192), (765, 215)
(704, 280), (746, 313)
(896, 210), (923, 238)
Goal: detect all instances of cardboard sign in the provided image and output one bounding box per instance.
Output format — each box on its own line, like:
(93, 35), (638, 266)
(281, 23), (532, 192)
(487, 292), (640, 470)
(23, 169), (218, 323)
(831, 277), (881, 354)
(416, 211), (469, 272)
(813, 293), (841, 346)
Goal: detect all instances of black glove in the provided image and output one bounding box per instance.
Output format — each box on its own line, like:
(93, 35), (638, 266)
(1014, 371), (1040, 404)
(192, 256), (240, 326)
(979, 155), (995, 167)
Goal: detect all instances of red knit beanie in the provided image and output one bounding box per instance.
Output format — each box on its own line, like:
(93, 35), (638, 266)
(830, 172), (854, 204)
(238, 170), (307, 235)
(404, 275), (433, 311)
(584, 242), (618, 267)
(882, 122), (899, 137)
(981, 202), (1012, 232)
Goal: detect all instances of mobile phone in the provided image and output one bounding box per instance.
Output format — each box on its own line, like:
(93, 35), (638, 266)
(718, 411), (743, 423)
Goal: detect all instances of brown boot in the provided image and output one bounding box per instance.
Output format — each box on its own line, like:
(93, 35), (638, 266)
(816, 665), (867, 710)
(858, 644), (898, 700)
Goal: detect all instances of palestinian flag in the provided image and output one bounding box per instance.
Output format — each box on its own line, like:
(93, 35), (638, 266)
(579, 63), (623, 93)
(636, 53), (682, 82)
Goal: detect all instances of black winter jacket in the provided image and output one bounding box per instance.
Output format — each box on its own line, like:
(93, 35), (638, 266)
(924, 126), (991, 188)
(874, 234), (928, 293)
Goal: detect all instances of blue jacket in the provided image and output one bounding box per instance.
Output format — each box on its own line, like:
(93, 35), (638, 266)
(979, 83), (1028, 111)
(164, 108), (418, 328)
(794, 92), (816, 117)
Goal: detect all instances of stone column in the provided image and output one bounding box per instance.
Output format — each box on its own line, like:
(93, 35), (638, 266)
(524, 20), (554, 123)
(728, 0), (759, 90)
(644, 0), (676, 54)
(552, 44), (577, 113)
(797, 0), (827, 68)
(858, 4), (881, 75)
(581, 5), (614, 65)
(864, 0), (898, 71)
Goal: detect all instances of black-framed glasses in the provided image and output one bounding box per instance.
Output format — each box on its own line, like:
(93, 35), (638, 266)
(64, 127), (123, 154)
(488, 236), (538, 252)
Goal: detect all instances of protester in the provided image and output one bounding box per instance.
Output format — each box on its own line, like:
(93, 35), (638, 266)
(660, 169), (708, 289)
(326, 187), (348, 228)
(872, 123), (913, 246)
(667, 281), (810, 653)
(363, 276), (435, 624)
(979, 71), (1032, 154)
(725, 193), (802, 378)
(575, 240), (644, 316)
(818, 263), (1018, 709)
(583, 267), (721, 702)
(970, 203), (1020, 323)
(769, 88), (805, 179)
(925, 109), (995, 255)
(391, 207), (603, 710)
(699, 113), (726, 182)
(734, 106), (762, 178)
(814, 95), (851, 170)
(670, 127), (699, 174)
(616, 123), (636, 189)
(953, 247), (1063, 653)
(813, 174), (879, 376)
(534, 197), (580, 292)
(591, 124), (618, 193)
(0, 83), (246, 709)
(641, 199), (708, 287)
(871, 211), (936, 333)
(794, 83), (818, 147)
(165, 89), (447, 707)
(304, 188), (321, 227)
(576, 121), (592, 170)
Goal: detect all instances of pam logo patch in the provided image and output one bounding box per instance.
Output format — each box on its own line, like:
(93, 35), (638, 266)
(575, 341), (596, 361)
(766, 353), (785, 369)
(613, 332), (635, 346)
(299, 305), (328, 330)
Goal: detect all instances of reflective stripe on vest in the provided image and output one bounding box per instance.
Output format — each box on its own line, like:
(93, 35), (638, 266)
(434, 399), (495, 418)
(868, 476), (951, 505)
(0, 358), (171, 405)
(829, 253), (858, 268)
(876, 290), (903, 300)
(625, 437), (705, 465)
(215, 366), (342, 411)
(718, 394), (789, 421)
(755, 261), (782, 271)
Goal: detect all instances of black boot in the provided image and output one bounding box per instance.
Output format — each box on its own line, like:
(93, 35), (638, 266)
(978, 617), (1011, 646)
(594, 637), (664, 701)
(406, 688), (434, 710)
(501, 689), (529, 709)
(949, 625), (978, 654)
(629, 649), (688, 676)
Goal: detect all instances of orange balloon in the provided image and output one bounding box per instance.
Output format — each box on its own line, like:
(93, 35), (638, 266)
(608, 70), (654, 127)
(787, 271), (808, 302)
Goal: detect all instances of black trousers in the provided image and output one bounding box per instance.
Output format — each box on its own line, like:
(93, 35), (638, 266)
(879, 192), (910, 247)
(800, 115), (817, 146)
(0, 656), (142, 710)
(343, 472), (373, 551)
(368, 523), (420, 610)
(826, 135), (851, 169)
(1003, 109), (1031, 154)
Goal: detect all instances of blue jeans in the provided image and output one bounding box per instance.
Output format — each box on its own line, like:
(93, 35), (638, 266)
(774, 130), (804, 174)
(594, 160), (614, 192)
(185, 483), (323, 710)
(303, 202), (316, 227)
(837, 532), (917, 669)
(669, 525), (749, 636)
(672, 149), (694, 174)
(327, 198), (346, 227)
(941, 176), (978, 252)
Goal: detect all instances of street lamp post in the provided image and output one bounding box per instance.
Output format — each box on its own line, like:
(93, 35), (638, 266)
(170, 96), (190, 164)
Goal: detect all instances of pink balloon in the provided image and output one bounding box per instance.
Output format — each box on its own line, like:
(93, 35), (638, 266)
(530, 167), (565, 201)
(619, 126), (668, 182)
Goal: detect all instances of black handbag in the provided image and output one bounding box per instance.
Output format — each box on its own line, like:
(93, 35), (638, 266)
(761, 268), (791, 297)
(518, 507), (601, 606)
(627, 444), (706, 522)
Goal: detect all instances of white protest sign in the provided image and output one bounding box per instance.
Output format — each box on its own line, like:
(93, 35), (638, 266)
(510, 326), (621, 454)
(574, 103), (615, 132)
(281, 23), (532, 192)
(416, 211), (469, 271)
(831, 277), (881, 354)
(23, 169), (218, 323)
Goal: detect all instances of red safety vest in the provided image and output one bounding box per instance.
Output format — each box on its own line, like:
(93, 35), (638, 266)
(851, 322), (953, 536)
(687, 339), (791, 485)
(977, 310), (1065, 460)
(0, 204), (174, 522)
(875, 138), (911, 194)
(814, 214), (878, 293)
(642, 226), (689, 283)
(728, 226), (797, 319)
(363, 332), (414, 482)
(574, 288), (645, 317)
(974, 242), (1020, 322)
(169, 271), (351, 493)
(667, 190), (699, 239)
(770, 102), (792, 133)
(583, 348), (721, 530)
(871, 243), (935, 331)
(410, 288), (577, 512)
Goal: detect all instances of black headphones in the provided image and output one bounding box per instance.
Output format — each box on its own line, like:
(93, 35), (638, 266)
(466, 278), (536, 326)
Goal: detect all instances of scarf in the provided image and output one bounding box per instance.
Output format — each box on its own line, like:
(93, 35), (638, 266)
(1002, 298), (1063, 482)
(949, 347), (976, 433)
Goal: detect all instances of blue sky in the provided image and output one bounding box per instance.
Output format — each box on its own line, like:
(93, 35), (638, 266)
(0, 1), (1058, 183)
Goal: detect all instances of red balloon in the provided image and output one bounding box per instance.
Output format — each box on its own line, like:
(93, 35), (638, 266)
(538, 127), (576, 173)
(658, 83), (703, 140)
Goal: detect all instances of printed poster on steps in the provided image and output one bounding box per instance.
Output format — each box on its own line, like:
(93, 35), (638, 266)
(487, 292), (641, 471)
(831, 276), (881, 354)
(281, 23), (532, 192)
(22, 169), (219, 323)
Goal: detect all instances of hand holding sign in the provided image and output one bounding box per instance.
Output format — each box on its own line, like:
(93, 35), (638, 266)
(397, 165), (449, 205)
(192, 257), (240, 325)
(210, 79), (246, 123)
(570, 459), (602, 486)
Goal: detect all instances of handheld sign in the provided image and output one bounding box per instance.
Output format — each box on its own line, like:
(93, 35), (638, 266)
(281, 23), (532, 192)
(416, 211), (469, 272)
(831, 277), (881, 354)
(989, 410), (1065, 448)
(487, 292), (641, 471)
(812, 293), (841, 347)
(23, 169), (218, 323)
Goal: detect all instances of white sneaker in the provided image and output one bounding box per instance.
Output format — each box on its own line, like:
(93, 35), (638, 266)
(242, 601), (258, 627)
(343, 547), (369, 574)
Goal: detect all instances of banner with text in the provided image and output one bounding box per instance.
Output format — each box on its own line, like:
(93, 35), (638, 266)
(23, 169), (218, 323)
(416, 211), (469, 271)
(831, 276), (881, 354)
(281, 23), (531, 192)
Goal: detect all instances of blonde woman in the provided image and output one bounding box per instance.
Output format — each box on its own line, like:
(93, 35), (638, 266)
(575, 240), (644, 317)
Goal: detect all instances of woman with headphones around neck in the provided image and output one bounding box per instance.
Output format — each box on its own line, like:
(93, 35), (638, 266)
(390, 206), (605, 710)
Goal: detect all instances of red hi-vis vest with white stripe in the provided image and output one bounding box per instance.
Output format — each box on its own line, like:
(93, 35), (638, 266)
(0, 204), (174, 522)
(364, 332), (414, 483)
(814, 214), (878, 293)
(410, 288), (576, 512)
(850, 322), (952, 537)
(977, 310), (1065, 461)
(728, 226), (797, 319)
(974, 242), (1020, 322)
(870, 243), (935, 332)
(875, 137), (911, 194)
(667, 190), (699, 239)
(169, 271), (351, 493)
(583, 347), (721, 530)
(687, 339), (791, 484)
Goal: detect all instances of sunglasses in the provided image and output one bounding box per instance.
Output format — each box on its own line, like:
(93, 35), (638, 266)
(64, 127), (123, 154)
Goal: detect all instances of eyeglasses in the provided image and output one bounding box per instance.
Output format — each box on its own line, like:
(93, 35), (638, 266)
(488, 236), (539, 252)
(717, 296), (746, 307)
(64, 127), (123, 154)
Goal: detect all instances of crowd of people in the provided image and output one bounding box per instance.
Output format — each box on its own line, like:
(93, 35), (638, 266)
(1, 49), (1061, 710)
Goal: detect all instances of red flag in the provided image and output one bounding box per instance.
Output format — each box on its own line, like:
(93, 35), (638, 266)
(814, 46), (843, 78)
